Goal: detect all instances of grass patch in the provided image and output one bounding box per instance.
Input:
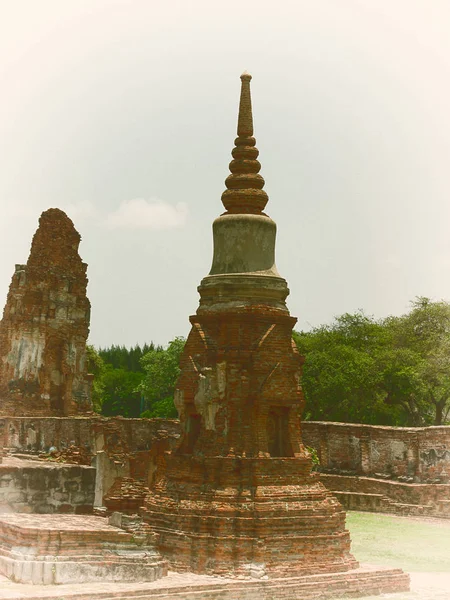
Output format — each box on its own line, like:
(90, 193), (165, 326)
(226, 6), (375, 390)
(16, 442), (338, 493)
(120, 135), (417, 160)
(346, 511), (450, 572)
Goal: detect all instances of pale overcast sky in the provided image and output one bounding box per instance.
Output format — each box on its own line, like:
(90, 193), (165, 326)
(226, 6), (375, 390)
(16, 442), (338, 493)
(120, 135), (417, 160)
(1, 0), (450, 348)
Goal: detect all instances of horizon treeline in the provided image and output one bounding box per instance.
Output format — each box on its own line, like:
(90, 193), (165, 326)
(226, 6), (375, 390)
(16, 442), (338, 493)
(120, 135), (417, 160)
(87, 297), (450, 427)
(98, 343), (161, 372)
(86, 339), (182, 419)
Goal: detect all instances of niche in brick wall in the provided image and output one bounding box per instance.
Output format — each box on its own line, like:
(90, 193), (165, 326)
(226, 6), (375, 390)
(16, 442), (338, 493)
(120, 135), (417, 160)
(267, 406), (293, 457)
(183, 405), (202, 454)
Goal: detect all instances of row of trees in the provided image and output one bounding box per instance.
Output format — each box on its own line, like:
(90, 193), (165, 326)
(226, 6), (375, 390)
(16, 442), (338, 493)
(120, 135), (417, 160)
(294, 298), (450, 426)
(86, 339), (184, 418)
(86, 298), (450, 426)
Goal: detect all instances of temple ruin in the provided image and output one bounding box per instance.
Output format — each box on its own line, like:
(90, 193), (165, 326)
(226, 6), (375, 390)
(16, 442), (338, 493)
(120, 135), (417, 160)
(0, 208), (92, 416)
(139, 73), (409, 593)
(142, 72), (355, 576)
(0, 75), (411, 599)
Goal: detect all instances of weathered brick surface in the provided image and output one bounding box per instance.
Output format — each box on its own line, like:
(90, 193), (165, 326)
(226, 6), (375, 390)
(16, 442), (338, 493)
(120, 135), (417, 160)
(1, 416), (179, 457)
(302, 421), (450, 483)
(302, 421), (450, 517)
(0, 209), (91, 416)
(142, 74), (360, 579)
(104, 476), (149, 514)
(323, 473), (450, 516)
(2, 416), (446, 517)
(142, 314), (358, 577)
(0, 514), (167, 584)
(0, 456), (95, 514)
(0, 416), (180, 512)
(39, 443), (92, 466)
(0, 419), (4, 464)
(5, 417), (446, 486)
(0, 566), (410, 599)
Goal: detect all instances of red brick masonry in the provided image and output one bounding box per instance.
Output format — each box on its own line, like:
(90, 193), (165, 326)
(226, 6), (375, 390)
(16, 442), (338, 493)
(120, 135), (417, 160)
(2, 416), (448, 517)
(0, 209), (91, 416)
(143, 311), (358, 577)
(141, 73), (368, 578)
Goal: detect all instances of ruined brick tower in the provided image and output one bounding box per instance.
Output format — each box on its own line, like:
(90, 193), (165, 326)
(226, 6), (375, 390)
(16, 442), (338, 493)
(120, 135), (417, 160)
(0, 208), (92, 416)
(143, 74), (358, 577)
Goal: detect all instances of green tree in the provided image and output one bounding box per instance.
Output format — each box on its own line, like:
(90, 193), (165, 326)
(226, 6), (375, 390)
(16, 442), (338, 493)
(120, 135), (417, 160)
(382, 298), (450, 425)
(376, 348), (424, 426)
(98, 343), (158, 371)
(294, 299), (450, 427)
(91, 342), (162, 417)
(139, 337), (185, 418)
(294, 312), (398, 425)
(100, 366), (144, 417)
(85, 345), (106, 413)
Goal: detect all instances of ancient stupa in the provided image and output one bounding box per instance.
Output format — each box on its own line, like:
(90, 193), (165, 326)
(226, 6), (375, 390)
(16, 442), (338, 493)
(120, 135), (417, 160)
(142, 73), (361, 577)
(0, 208), (92, 416)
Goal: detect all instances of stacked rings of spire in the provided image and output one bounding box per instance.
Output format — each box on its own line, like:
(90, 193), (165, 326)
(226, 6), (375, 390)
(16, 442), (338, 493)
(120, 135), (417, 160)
(221, 74), (269, 214)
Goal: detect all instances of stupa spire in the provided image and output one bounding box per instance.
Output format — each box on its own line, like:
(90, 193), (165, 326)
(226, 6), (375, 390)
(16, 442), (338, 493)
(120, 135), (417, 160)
(237, 71), (253, 137)
(221, 72), (269, 214)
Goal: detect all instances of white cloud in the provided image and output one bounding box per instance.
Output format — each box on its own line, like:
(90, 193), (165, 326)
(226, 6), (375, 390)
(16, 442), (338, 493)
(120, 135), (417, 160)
(104, 198), (188, 230)
(61, 200), (99, 220)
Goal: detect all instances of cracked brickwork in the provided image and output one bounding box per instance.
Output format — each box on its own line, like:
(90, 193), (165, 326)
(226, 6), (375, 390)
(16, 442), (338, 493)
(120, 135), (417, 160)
(302, 421), (450, 483)
(0, 513), (167, 584)
(104, 476), (149, 514)
(2, 416), (447, 518)
(142, 74), (360, 578)
(302, 421), (450, 517)
(0, 416), (180, 511)
(0, 456), (95, 514)
(0, 209), (91, 416)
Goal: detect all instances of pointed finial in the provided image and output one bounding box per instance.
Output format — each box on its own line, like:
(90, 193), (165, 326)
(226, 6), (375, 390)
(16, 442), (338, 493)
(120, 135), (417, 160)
(237, 72), (253, 137)
(221, 73), (269, 214)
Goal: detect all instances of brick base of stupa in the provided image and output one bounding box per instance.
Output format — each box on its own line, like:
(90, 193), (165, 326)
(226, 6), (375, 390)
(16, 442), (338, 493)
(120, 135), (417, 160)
(142, 455), (359, 577)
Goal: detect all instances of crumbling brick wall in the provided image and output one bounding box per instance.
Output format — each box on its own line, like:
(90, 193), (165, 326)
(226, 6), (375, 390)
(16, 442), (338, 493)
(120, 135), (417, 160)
(1, 416), (180, 457)
(0, 457), (95, 514)
(0, 420), (4, 464)
(0, 209), (91, 416)
(2, 416), (447, 515)
(3, 416), (448, 485)
(302, 421), (450, 483)
(0, 416), (180, 509)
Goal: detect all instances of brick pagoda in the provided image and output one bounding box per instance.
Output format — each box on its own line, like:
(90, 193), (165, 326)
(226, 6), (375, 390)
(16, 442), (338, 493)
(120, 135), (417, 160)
(143, 73), (359, 577)
(0, 208), (92, 416)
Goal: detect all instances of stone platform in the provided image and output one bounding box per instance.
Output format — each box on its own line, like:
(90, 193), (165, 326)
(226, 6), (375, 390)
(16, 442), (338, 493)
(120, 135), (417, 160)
(320, 473), (450, 518)
(0, 456), (95, 515)
(0, 514), (167, 585)
(0, 566), (409, 599)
